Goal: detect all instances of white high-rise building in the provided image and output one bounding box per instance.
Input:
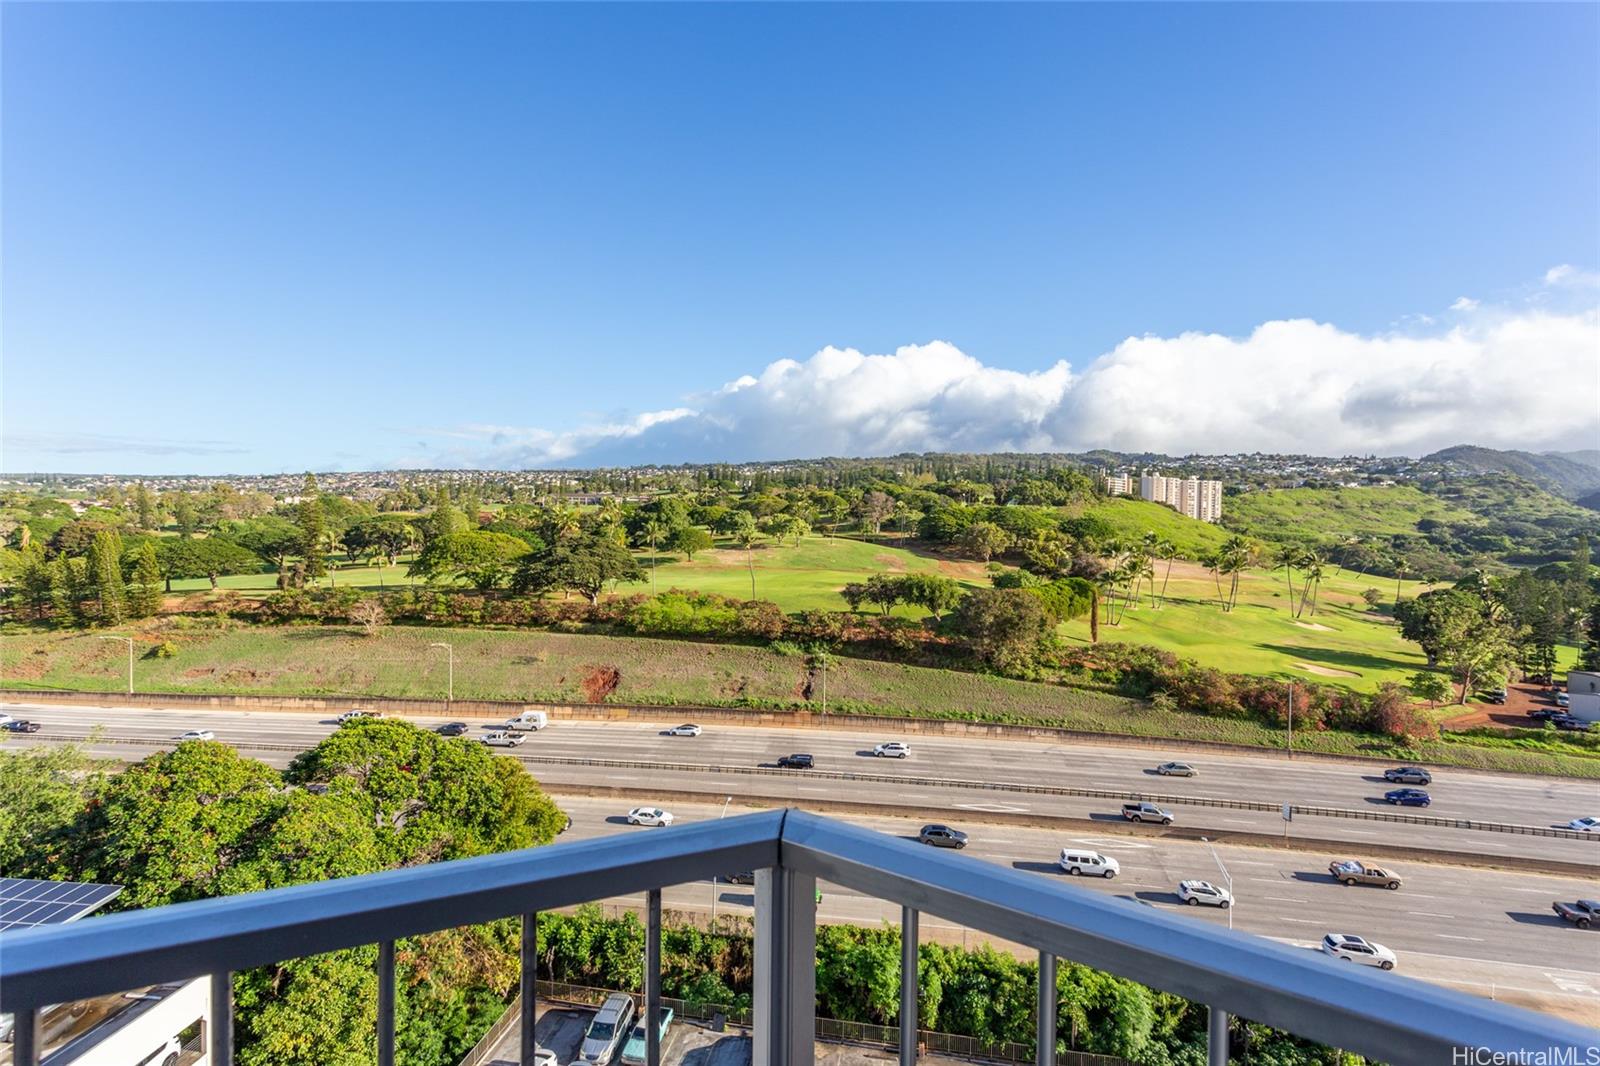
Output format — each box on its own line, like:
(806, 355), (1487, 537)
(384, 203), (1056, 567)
(1105, 470), (1224, 522)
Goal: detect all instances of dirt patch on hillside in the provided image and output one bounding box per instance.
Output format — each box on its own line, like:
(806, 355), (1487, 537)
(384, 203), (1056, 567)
(6, 651), (49, 681)
(183, 667), (217, 678)
(1292, 621), (1335, 632)
(873, 553), (909, 572)
(934, 558), (991, 582)
(1294, 661), (1359, 678)
(581, 665), (620, 703)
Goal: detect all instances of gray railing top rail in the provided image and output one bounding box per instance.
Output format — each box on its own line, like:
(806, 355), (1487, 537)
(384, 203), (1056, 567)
(1, 808), (1594, 1066)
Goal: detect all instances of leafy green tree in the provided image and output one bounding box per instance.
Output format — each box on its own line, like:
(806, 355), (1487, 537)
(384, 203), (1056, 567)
(1407, 671), (1451, 709)
(171, 492), (199, 538)
(900, 573), (964, 621)
(407, 530), (532, 590)
(298, 474), (328, 580)
(960, 521), (1012, 562)
(512, 533), (644, 604)
(132, 482), (159, 530)
(1580, 603), (1600, 672)
(950, 588), (1053, 671)
(156, 536), (263, 590)
(220, 515), (303, 571)
(0, 744), (103, 873)
(341, 514), (416, 566)
(85, 530), (126, 624)
(12, 541), (54, 620)
(128, 541), (164, 617)
(668, 525), (713, 561)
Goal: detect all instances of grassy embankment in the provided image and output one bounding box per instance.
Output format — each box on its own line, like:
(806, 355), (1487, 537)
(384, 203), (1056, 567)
(3, 622), (1595, 777)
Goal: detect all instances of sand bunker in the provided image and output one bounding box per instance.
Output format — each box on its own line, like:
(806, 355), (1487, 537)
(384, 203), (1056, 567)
(1294, 661), (1358, 678)
(1292, 621), (1335, 631)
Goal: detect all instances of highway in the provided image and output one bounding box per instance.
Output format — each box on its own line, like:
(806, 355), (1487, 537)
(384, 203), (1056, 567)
(554, 796), (1600, 1023)
(5, 700), (1597, 866)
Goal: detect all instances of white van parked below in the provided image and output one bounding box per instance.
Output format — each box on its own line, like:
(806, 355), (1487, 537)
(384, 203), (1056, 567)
(1058, 849), (1120, 878)
(505, 710), (549, 731)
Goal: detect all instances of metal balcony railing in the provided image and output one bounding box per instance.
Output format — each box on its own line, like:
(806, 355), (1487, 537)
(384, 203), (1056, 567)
(1, 809), (1594, 1066)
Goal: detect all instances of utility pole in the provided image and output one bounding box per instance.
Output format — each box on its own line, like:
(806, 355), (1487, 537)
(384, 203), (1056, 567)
(1200, 836), (1234, 931)
(820, 654), (827, 716)
(711, 796), (732, 920)
(1285, 681), (1294, 760)
(98, 635), (134, 696)
(429, 642), (454, 706)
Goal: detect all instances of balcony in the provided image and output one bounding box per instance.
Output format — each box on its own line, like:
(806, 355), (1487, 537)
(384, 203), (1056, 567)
(2, 809), (1594, 1066)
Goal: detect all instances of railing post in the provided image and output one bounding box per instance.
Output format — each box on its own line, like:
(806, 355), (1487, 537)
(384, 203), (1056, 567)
(900, 906), (919, 1066)
(378, 940), (396, 1066)
(1036, 951), (1056, 1066)
(211, 970), (234, 1065)
(647, 888), (663, 1066)
(12, 1008), (39, 1066)
(521, 912), (539, 1065)
(1208, 1005), (1230, 1066)
(754, 865), (816, 1066)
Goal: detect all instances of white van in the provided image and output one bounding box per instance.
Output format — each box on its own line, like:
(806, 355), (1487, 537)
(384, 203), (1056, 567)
(504, 710), (548, 731)
(1059, 849), (1120, 878)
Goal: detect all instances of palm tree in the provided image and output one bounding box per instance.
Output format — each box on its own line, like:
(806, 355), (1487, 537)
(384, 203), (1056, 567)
(1298, 553), (1326, 617)
(1392, 556), (1411, 608)
(733, 525), (761, 599)
(1153, 538), (1178, 608)
(1202, 551), (1226, 609)
(1275, 545), (1301, 617)
(1217, 536), (1255, 612)
(640, 517), (666, 594)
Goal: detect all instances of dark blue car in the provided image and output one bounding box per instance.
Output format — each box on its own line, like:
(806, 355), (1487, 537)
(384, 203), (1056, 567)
(1384, 788), (1431, 807)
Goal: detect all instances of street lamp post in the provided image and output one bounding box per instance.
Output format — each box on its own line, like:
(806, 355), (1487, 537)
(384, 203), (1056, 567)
(710, 796), (733, 920)
(1200, 836), (1234, 930)
(429, 642), (454, 707)
(1285, 682), (1294, 760)
(98, 636), (134, 696)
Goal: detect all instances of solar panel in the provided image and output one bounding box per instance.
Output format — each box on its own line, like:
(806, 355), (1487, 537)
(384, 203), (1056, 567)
(0, 877), (123, 931)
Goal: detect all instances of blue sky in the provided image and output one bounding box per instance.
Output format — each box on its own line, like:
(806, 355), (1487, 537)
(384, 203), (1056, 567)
(4, 3), (1597, 473)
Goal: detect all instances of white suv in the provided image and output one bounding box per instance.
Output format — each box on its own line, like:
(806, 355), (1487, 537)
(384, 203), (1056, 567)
(1178, 880), (1232, 907)
(482, 731), (525, 747)
(1321, 934), (1396, 970)
(1058, 849), (1119, 878)
(873, 741), (911, 758)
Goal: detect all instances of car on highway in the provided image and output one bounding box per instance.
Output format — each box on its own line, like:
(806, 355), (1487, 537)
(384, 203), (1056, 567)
(1381, 766), (1431, 784)
(722, 871), (756, 886)
(627, 806), (674, 827)
(1058, 849), (1119, 877)
(7, 719), (40, 733)
(620, 1006), (674, 1066)
(1121, 802), (1174, 825)
(435, 722), (470, 736)
(337, 709), (379, 724)
(1565, 817), (1599, 833)
(1552, 900), (1600, 929)
(1154, 761), (1196, 776)
(1320, 934), (1396, 970)
(666, 723), (702, 737)
(482, 730), (525, 747)
(873, 741), (911, 758)
(0, 713), (13, 726)
(1178, 880), (1232, 907)
(777, 753), (814, 769)
(1328, 860), (1402, 889)
(918, 824), (968, 849)
(177, 729), (216, 741)
(579, 992), (636, 1066)
(1382, 788), (1430, 807)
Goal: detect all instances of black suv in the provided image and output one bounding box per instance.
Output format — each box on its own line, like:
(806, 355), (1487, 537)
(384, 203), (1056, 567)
(777, 753), (814, 769)
(1382, 766), (1432, 784)
(436, 722), (469, 736)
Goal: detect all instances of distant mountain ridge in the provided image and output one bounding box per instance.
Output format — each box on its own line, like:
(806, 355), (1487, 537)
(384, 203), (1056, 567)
(1422, 445), (1600, 499)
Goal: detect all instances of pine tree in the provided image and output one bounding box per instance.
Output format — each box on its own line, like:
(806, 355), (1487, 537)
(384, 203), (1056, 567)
(129, 541), (163, 618)
(1580, 603), (1600, 673)
(133, 483), (158, 531)
(86, 530), (127, 625)
(298, 473), (327, 580)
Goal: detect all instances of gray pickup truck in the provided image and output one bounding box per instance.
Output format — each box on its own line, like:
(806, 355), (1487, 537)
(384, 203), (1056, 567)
(1329, 859), (1402, 889)
(1121, 802), (1173, 825)
(1552, 900), (1600, 928)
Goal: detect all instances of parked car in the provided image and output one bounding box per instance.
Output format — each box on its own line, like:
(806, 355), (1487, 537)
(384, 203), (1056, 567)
(7, 719), (40, 733)
(1382, 766), (1431, 784)
(1557, 692), (1571, 707)
(1321, 934), (1396, 970)
(1554, 717), (1592, 732)
(722, 871), (756, 886)
(666, 723), (702, 737)
(1382, 788), (1431, 807)
(1155, 761), (1196, 777)
(336, 709), (378, 724)
(435, 721), (469, 736)
(178, 729), (216, 741)
(1178, 880), (1232, 907)
(1565, 817), (1599, 833)
(1528, 707), (1562, 722)
(1328, 860), (1402, 889)
(1483, 691), (1507, 705)
(1121, 802), (1174, 825)
(533, 1049), (559, 1066)
(1552, 900), (1600, 929)
(777, 753), (814, 769)
(620, 1006), (675, 1066)
(1058, 849), (1119, 877)
(579, 992), (636, 1066)
(873, 741), (911, 758)
(628, 806), (674, 827)
(918, 824), (968, 849)
(482, 730), (525, 747)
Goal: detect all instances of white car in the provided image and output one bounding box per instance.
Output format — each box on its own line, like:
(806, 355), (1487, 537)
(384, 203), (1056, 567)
(1156, 761), (1196, 777)
(482, 731), (525, 747)
(337, 709), (378, 724)
(873, 741), (911, 758)
(1567, 817), (1600, 833)
(628, 807), (674, 827)
(178, 729), (216, 741)
(533, 1049), (558, 1066)
(667, 724), (702, 737)
(1058, 849), (1120, 878)
(0, 713), (14, 727)
(1178, 880), (1232, 908)
(1320, 934), (1396, 970)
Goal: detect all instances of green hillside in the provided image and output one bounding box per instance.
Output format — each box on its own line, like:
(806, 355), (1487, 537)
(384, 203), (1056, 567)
(1222, 485), (1474, 542)
(1077, 497), (1233, 558)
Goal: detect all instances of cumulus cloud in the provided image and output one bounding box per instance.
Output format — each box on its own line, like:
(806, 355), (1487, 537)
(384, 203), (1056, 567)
(1545, 264), (1600, 288)
(1449, 296), (1479, 311)
(429, 292), (1599, 468)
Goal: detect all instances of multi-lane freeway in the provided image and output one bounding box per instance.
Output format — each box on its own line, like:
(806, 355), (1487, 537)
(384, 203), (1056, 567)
(6, 700), (1597, 866)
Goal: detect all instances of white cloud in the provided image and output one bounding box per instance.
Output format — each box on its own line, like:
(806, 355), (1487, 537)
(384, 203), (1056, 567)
(1545, 264), (1600, 288)
(1449, 296), (1479, 312)
(426, 291), (1600, 468)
